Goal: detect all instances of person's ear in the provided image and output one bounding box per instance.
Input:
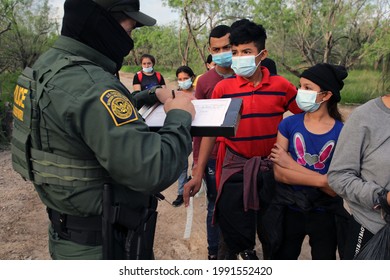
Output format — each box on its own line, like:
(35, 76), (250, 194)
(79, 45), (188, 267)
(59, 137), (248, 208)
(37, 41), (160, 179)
(322, 91), (333, 101)
(260, 49), (268, 60)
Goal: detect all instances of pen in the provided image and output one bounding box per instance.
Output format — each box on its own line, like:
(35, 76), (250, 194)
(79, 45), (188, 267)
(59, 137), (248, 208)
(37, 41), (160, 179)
(171, 90), (175, 99)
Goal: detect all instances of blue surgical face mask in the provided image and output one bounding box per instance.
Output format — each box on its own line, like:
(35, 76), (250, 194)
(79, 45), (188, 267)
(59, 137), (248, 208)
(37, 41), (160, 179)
(212, 51), (232, 68)
(231, 51), (263, 78)
(143, 67), (153, 73)
(296, 89), (324, 112)
(178, 78), (193, 90)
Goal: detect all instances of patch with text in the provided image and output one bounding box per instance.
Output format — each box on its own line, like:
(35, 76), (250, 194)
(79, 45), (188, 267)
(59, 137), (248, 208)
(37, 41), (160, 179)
(100, 90), (138, 126)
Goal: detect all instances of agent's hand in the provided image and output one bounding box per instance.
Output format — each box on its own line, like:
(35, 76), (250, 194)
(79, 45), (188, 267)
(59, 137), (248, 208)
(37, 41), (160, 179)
(155, 88), (174, 104)
(164, 92), (195, 120)
(156, 88), (194, 103)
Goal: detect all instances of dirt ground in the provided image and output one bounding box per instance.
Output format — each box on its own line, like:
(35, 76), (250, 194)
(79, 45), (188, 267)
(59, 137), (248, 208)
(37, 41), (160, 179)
(0, 72), (358, 260)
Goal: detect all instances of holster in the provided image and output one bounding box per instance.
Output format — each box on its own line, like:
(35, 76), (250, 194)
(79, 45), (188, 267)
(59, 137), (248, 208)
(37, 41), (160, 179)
(102, 184), (158, 260)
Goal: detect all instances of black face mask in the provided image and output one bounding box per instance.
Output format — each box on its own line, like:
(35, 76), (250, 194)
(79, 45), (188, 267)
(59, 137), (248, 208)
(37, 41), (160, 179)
(61, 0), (134, 72)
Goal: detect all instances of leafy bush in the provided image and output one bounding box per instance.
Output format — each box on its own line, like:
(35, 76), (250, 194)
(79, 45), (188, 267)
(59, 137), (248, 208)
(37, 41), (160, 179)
(0, 72), (18, 146)
(279, 69), (383, 105)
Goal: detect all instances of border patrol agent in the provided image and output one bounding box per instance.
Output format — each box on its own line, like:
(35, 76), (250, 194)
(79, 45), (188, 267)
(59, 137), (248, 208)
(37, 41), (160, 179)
(11, 0), (195, 260)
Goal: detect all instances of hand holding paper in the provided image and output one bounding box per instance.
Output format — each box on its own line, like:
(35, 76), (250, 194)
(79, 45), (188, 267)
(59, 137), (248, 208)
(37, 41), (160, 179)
(139, 98), (242, 137)
(164, 93), (195, 120)
(155, 88), (174, 104)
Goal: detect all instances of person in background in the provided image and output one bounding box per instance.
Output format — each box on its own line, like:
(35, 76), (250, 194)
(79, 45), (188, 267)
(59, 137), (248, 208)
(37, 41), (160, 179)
(205, 54), (216, 70)
(132, 53), (166, 91)
(328, 91), (390, 259)
(11, 0), (195, 260)
(262, 58), (277, 75)
(269, 63), (350, 260)
(193, 54), (215, 89)
(172, 65), (197, 207)
(190, 25), (234, 260)
(184, 19), (301, 260)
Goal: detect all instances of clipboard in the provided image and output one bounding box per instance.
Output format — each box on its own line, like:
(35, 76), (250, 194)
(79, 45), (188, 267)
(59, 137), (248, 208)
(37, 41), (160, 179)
(141, 98), (242, 137)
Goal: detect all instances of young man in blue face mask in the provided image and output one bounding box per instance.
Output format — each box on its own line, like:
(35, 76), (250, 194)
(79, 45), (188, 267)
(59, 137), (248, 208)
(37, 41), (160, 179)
(192, 24), (235, 260)
(184, 19), (302, 260)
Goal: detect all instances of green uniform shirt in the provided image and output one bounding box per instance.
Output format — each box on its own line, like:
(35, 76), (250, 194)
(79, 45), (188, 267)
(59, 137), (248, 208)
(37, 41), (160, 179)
(32, 36), (192, 216)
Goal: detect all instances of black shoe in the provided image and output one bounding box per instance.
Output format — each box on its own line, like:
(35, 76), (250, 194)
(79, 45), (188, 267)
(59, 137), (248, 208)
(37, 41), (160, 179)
(238, 249), (259, 260)
(172, 195), (184, 207)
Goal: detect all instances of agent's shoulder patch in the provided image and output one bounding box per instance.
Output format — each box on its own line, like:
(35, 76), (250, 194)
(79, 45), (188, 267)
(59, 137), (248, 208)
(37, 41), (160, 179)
(100, 89), (138, 126)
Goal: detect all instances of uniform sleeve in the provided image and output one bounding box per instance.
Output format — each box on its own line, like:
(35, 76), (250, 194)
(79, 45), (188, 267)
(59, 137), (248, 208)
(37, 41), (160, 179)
(131, 88), (158, 109)
(328, 109), (381, 208)
(71, 84), (192, 194)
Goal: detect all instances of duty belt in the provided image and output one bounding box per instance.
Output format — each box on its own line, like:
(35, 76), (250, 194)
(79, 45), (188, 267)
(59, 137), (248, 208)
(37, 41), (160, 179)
(47, 208), (102, 246)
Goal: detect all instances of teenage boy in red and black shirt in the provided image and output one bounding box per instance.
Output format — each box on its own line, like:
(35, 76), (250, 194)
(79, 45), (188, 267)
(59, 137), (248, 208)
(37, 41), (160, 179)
(184, 19), (301, 260)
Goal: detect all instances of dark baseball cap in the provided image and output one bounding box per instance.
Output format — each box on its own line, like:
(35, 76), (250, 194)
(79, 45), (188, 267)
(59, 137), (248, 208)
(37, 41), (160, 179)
(94, 0), (156, 27)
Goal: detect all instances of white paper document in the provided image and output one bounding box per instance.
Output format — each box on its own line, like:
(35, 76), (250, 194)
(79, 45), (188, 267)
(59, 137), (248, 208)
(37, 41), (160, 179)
(140, 98), (232, 127)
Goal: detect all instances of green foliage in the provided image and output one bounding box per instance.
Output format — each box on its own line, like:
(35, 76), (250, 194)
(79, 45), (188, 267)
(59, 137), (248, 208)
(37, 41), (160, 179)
(126, 25), (182, 69)
(0, 71), (18, 145)
(250, 0), (389, 71)
(278, 69), (383, 104)
(125, 24), (208, 78)
(341, 70), (383, 104)
(0, 71), (19, 97)
(0, 0), (59, 72)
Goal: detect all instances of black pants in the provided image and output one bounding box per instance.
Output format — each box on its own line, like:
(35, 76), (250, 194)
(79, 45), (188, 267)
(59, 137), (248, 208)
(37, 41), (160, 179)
(216, 170), (275, 255)
(343, 216), (374, 260)
(275, 208), (338, 260)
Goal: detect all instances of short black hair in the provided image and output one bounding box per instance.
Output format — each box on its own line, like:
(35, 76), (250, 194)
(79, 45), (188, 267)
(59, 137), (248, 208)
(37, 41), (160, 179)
(176, 65), (196, 78)
(262, 58), (277, 75)
(208, 25), (231, 44)
(140, 54), (156, 65)
(206, 54), (213, 64)
(230, 19), (267, 52)
(230, 18), (251, 29)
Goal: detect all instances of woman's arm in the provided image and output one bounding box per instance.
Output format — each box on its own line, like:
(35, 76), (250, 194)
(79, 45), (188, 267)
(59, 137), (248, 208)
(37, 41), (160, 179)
(133, 84), (141, 91)
(271, 132), (336, 196)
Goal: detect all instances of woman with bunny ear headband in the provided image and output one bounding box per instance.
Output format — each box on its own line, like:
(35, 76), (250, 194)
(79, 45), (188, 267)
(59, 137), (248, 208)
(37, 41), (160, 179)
(268, 63), (350, 260)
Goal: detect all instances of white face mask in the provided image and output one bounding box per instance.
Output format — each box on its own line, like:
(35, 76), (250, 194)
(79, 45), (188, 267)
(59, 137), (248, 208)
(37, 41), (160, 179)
(231, 51), (263, 78)
(178, 78), (193, 90)
(212, 51), (233, 68)
(296, 89), (324, 112)
(143, 66), (153, 73)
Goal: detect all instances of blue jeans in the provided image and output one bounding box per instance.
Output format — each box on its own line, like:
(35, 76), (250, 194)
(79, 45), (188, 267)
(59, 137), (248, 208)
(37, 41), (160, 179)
(204, 159), (220, 256)
(177, 161), (189, 195)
